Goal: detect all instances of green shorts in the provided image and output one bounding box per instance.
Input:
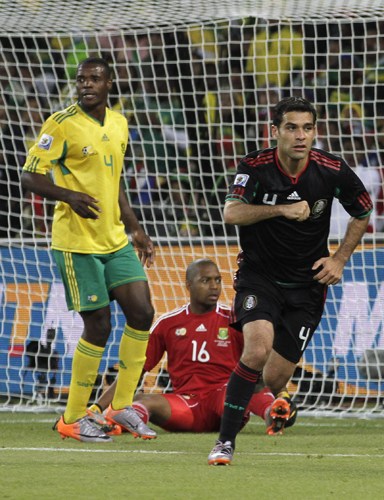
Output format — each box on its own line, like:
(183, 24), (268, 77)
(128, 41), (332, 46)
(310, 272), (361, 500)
(52, 243), (147, 312)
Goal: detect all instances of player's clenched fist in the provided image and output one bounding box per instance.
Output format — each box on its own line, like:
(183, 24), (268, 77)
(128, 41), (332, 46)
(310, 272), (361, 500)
(283, 200), (310, 221)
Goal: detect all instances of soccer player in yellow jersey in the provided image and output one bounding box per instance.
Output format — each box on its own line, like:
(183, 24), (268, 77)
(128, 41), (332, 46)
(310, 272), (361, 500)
(21, 57), (157, 442)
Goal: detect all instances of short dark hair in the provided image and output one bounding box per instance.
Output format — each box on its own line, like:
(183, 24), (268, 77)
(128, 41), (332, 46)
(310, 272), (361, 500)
(77, 57), (112, 79)
(186, 258), (218, 283)
(272, 97), (317, 127)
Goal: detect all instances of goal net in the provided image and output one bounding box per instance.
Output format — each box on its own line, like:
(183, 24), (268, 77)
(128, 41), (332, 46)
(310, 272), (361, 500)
(1, 0), (384, 417)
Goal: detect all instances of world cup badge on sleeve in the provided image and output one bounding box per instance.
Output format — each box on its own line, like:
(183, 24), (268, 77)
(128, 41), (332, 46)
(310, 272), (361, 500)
(38, 134), (54, 150)
(234, 174), (249, 187)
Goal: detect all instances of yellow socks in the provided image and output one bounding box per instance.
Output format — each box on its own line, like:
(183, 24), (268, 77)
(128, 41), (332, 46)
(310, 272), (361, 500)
(111, 324), (149, 410)
(64, 338), (104, 423)
(88, 403), (103, 414)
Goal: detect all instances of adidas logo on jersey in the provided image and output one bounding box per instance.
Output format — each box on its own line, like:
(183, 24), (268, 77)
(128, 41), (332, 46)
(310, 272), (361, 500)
(287, 191), (301, 200)
(102, 134), (110, 142)
(196, 324), (207, 332)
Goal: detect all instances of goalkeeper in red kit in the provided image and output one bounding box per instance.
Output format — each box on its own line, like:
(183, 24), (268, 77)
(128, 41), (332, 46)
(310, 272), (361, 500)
(88, 258), (296, 434)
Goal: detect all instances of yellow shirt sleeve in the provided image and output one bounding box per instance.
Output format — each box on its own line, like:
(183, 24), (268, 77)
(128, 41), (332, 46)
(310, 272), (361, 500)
(23, 115), (66, 175)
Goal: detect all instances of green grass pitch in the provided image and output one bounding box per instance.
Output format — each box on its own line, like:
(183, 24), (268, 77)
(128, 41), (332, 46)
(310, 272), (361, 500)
(1, 413), (384, 499)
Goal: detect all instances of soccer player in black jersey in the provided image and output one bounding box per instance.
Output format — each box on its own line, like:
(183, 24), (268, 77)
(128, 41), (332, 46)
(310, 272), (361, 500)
(208, 96), (373, 466)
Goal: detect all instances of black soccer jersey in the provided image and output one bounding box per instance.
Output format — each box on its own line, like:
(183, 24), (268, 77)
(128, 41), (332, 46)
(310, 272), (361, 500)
(226, 147), (373, 286)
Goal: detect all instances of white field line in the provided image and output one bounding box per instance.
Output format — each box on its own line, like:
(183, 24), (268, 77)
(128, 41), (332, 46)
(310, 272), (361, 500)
(1, 417), (383, 429)
(1, 447), (384, 458)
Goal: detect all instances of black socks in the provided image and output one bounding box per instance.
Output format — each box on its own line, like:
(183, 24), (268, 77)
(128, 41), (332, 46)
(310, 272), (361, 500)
(218, 360), (261, 446)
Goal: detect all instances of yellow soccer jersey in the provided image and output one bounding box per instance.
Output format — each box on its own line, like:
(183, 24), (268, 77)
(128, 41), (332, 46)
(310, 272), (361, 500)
(24, 103), (129, 254)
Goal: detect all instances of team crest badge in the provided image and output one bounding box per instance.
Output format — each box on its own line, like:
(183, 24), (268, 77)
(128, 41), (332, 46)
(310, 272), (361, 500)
(243, 295), (257, 310)
(82, 145), (97, 157)
(311, 199), (328, 219)
(217, 328), (229, 340)
(175, 328), (187, 336)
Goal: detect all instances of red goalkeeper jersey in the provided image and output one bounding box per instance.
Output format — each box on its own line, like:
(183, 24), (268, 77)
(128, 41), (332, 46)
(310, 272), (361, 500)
(144, 303), (243, 395)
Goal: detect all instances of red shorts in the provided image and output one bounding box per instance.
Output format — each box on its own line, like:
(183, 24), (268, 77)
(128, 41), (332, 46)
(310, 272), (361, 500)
(161, 386), (250, 432)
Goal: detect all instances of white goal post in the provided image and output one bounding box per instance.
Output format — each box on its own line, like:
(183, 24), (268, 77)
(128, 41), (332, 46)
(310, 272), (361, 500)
(1, 0), (384, 417)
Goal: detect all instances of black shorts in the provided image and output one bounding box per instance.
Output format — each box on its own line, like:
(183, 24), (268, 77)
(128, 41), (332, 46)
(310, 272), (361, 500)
(232, 266), (327, 364)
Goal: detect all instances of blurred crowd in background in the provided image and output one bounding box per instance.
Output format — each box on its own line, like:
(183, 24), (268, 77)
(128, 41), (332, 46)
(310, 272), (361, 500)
(1, 17), (384, 240)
